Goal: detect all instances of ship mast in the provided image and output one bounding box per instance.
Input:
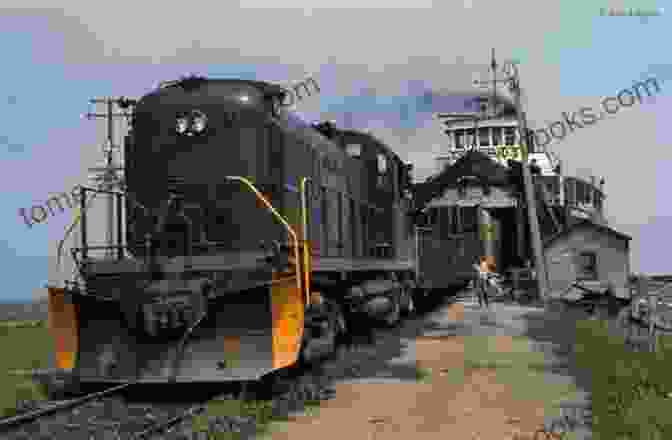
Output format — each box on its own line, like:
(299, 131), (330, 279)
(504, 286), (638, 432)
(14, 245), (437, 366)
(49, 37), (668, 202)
(474, 50), (550, 302)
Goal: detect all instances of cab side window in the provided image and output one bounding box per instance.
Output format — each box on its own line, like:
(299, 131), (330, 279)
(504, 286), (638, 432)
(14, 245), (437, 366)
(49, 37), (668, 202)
(576, 251), (598, 280)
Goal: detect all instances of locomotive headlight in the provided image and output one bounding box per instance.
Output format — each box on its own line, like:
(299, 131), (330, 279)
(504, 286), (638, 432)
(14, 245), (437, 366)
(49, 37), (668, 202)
(191, 110), (207, 133)
(176, 116), (189, 134)
(176, 110), (207, 136)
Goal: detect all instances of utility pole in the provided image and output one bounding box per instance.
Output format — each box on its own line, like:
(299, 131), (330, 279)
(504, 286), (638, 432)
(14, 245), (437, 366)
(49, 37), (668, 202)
(473, 50), (549, 302)
(84, 97), (134, 258)
(502, 60), (549, 302)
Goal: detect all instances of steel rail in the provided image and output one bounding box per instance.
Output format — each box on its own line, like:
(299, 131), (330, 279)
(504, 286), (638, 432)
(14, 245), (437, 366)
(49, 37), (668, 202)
(0, 382), (133, 431)
(130, 400), (210, 440)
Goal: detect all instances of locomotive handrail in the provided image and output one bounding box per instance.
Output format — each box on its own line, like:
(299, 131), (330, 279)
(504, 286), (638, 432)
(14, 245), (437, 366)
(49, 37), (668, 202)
(57, 187), (151, 280)
(76, 185), (126, 196)
(224, 176), (308, 306)
(55, 190), (101, 283)
(300, 177), (312, 301)
(72, 245), (128, 251)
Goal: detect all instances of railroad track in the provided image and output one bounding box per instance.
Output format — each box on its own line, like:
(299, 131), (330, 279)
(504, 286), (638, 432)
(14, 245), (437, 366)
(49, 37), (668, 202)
(0, 380), (250, 440)
(0, 355), (343, 440)
(0, 292), (451, 439)
(0, 346), (383, 439)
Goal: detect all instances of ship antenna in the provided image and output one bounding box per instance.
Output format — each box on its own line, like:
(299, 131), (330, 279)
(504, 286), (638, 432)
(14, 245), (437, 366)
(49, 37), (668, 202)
(490, 48), (497, 116)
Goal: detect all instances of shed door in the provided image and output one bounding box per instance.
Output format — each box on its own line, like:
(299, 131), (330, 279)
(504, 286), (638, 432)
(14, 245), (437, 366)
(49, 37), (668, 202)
(548, 249), (575, 293)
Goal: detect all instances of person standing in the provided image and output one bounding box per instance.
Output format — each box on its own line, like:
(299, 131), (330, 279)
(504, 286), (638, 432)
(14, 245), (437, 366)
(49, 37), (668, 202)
(473, 257), (491, 308)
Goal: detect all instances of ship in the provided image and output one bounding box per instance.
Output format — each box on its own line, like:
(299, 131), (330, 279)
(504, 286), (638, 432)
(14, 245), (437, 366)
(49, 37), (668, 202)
(412, 88), (631, 302)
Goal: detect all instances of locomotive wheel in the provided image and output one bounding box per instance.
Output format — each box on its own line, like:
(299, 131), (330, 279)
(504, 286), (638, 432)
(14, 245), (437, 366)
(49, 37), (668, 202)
(333, 303), (347, 336)
(324, 311), (338, 354)
(321, 301), (341, 356)
(299, 306), (341, 365)
(383, 295), (401, 327)
(401, 286), (415, 317)
(406, 295), (415, 315)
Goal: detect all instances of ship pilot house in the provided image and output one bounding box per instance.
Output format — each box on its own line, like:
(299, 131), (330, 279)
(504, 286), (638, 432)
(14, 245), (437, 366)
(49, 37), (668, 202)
(414, 92), (631, 298)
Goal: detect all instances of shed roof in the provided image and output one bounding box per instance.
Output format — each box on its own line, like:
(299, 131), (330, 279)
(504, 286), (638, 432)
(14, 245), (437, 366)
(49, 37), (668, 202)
(414, 149), (509, 208)
(543, 219), (631, 249)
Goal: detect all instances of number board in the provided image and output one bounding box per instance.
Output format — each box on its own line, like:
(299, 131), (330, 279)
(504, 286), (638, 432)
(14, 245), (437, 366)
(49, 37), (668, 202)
(495, 144), (528, 162)
(479, 223), (497, 241)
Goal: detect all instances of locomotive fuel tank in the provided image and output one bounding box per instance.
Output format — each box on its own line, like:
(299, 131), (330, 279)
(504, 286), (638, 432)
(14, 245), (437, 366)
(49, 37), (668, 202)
(344, 279), (403, 322)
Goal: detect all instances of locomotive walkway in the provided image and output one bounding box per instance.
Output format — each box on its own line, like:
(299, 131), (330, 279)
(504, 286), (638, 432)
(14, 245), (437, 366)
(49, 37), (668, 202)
(262, 288), (593, 440)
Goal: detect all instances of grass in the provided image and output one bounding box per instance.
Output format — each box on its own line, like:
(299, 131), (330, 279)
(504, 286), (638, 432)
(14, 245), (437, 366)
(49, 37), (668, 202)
(573, 318), (672, 439)
(0, 320), (45, 329)
(466, 335), (580, 398)
(414, 366), (433, 384)
(417, 334), (584, 425)
(192, 393), (324, 439)
(0, 320), (52, 417)
(192, 398), (271, 439)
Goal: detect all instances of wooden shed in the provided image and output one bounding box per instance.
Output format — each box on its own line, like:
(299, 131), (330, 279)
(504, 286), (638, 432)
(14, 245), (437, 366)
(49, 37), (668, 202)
(544, 220), (631, 299)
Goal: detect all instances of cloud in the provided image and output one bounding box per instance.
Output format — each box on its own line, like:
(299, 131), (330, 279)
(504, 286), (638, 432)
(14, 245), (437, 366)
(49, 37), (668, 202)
(238, 0), (436, 9)
(1, 0), (670, 298)
(1, 3), (560, 69)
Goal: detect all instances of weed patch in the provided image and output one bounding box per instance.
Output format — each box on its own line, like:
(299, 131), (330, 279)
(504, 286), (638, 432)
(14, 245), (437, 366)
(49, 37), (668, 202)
(419, 335), (582, 408)
(192, 394), (325, 439)
(573, 318), (672, 439)
(0, 320), (45, 329)
(414, 366), (432, 383)
(0, 322), (52, 417)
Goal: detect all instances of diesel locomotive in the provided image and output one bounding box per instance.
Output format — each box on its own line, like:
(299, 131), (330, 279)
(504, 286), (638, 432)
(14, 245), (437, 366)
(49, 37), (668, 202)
(47, 76), (417, 385)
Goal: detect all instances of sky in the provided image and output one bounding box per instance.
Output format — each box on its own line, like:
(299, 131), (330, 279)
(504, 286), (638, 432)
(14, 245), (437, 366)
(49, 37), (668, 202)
(0, 0), (670, 302)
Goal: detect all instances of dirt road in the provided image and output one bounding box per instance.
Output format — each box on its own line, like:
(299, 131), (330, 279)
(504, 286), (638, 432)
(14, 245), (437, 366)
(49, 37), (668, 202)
(262, 289), (593, 440)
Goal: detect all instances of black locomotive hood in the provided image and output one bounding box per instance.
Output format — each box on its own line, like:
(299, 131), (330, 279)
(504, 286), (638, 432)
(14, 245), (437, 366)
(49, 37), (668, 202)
(137, 78), (285, 111)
